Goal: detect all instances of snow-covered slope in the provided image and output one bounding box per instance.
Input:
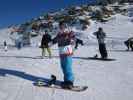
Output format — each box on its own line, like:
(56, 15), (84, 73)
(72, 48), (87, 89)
(0, 6), (133, 100)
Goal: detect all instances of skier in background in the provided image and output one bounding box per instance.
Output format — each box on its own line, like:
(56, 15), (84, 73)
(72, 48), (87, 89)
(4, 41), (7, 52)
(93, 27), (108, 59)
(124, 37), (133, 51)
(74, 38), (84, 49)
(16, 34), (23, 50)
(40, 30), (52, 58)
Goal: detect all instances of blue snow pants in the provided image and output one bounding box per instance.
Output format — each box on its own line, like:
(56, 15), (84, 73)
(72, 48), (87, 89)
(60, 55), (74, 82)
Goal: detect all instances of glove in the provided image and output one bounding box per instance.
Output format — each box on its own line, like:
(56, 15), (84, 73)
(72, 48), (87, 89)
(48, 42), (53, 47)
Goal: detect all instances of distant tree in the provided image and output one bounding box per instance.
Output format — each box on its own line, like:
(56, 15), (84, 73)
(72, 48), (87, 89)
(96, 0), (126, 5)
(119, 0), (129, 3)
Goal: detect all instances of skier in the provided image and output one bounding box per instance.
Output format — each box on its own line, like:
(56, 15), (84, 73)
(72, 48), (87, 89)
(74, 38), (84, 49)
(124, 37), (133, 51)
(4, 41), (7, 52)
(52, 22), (75, 89)
(40, 30), (52, 58)
(93, 27), (108, 59)
(16, 34), (23, 50)
(11, 27), (23, 49)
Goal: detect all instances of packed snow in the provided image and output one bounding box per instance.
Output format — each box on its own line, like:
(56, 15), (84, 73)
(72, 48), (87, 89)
(0, 7), (133, 100)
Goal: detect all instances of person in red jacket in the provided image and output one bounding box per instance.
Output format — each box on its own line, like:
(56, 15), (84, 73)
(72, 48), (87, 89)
(52, 22), (75, 89)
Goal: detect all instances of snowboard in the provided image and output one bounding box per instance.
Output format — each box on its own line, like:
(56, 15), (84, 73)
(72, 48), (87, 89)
(88, 57), (116, 61)
(33, 75), (88, 92)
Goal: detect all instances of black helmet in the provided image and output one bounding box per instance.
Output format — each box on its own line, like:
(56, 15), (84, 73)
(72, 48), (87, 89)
(98, 27), (103, 31)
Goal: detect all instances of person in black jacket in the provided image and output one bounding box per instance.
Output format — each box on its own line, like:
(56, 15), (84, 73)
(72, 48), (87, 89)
(124, 37), (133, 51)
(40, 30), (52, 58)
(74, 38), (84, 49)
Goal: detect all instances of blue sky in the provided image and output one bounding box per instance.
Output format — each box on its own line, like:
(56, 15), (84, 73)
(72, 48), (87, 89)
(0, 0), (95, 28)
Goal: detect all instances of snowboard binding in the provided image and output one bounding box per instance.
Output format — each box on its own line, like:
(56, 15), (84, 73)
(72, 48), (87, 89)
(47, 74), (56, 86)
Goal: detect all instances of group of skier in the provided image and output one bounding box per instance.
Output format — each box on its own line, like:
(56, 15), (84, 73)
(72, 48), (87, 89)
(39, 21), (108, 89)
(4, 21), (133, 89)
(40, 25), (108, 59)
(39, 21), (133, 88)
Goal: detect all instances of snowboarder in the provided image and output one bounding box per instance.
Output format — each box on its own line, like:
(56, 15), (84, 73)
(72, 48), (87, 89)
(93, 27), (108, 59)
(124, 37), (133, 51)
(40, 30), (52, 58)
(74, 38), (84, 49)
(3, 41), (7, 52)
(52, 21), (75, 89)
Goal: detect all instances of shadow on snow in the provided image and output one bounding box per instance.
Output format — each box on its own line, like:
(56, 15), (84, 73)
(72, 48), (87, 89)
(0, 68), (62, 85)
